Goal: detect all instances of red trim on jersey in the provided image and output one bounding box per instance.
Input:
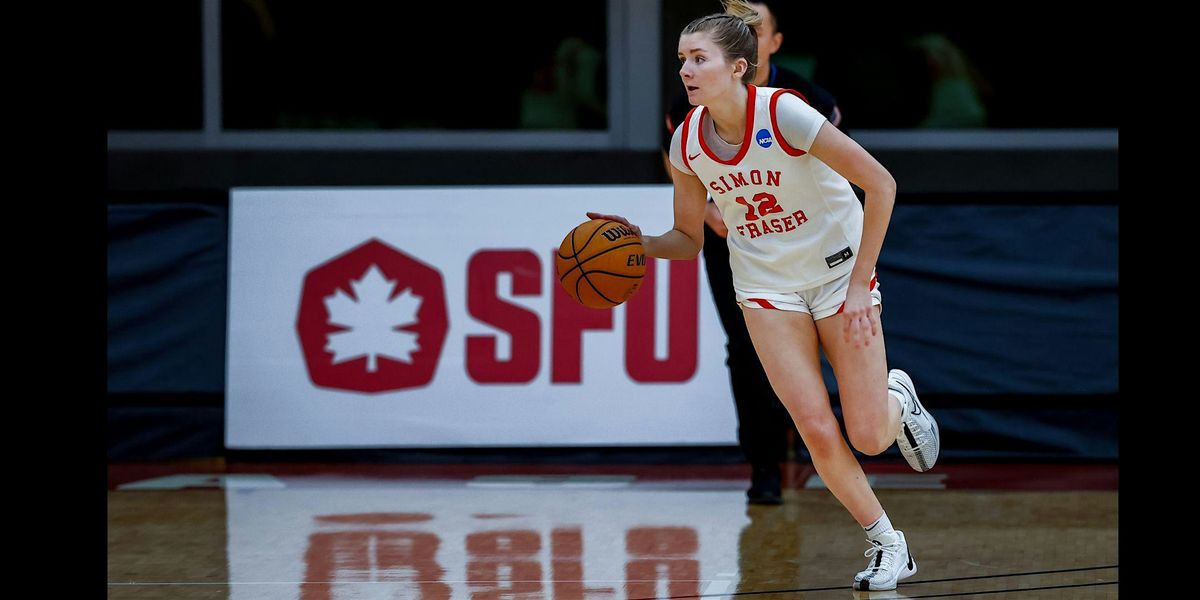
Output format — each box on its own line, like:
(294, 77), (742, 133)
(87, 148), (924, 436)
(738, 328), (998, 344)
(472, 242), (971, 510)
(680, 105), (700, 173)
(770, 89), (811, 157)
(698, 84), (757, 166)
(835, 273), (879, 315)
(748, 298), (778, 310)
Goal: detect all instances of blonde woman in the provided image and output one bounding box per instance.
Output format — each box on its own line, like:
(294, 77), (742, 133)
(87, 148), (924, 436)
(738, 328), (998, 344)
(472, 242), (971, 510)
(589, 0), (940, 590)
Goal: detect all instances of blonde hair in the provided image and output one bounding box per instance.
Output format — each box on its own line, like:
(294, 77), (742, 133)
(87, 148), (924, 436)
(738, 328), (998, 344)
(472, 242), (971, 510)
(681, 0), (764, 83)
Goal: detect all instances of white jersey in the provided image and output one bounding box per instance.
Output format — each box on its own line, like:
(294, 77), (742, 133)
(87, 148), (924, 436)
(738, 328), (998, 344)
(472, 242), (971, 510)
(671, 84), (864, 293)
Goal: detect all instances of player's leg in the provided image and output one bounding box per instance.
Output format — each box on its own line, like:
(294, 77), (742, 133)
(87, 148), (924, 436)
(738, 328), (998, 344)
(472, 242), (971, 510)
(815, 304), (898, 455)
(811, 311), (920, 591)
(809, 274), (934, 591)
(740, 305), (885, 525)
(812, 274), (939, 472)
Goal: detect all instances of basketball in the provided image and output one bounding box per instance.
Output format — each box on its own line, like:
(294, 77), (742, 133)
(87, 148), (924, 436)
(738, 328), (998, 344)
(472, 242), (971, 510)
(555, 219), (646, 308)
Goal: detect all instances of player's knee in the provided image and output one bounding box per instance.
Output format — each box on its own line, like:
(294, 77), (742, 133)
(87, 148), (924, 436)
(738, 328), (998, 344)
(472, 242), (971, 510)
(854, 437), (892, 457)
(795, 416), (843, 454)
(847, 422), (891, 456)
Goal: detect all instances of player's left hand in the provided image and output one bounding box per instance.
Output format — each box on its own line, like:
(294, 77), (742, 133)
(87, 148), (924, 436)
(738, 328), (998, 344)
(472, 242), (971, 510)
(585, 212), (642, 237)
(841, 283), (878, 348)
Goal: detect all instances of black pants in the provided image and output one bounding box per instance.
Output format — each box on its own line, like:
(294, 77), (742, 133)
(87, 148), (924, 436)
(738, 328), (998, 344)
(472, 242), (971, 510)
(702, 223), (795, 468)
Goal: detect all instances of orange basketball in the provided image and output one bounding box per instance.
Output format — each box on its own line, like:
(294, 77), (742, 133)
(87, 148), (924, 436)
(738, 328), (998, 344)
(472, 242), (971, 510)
(555, 219), (646, 308)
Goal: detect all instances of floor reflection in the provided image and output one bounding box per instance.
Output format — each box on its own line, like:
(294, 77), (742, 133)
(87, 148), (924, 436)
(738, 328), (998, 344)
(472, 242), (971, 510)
(226, 483), (748, 599)
(109, 470), (1118, 599)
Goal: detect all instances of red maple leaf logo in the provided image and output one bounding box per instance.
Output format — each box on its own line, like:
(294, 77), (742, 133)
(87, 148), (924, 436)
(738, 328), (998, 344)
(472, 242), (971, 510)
(296, 239), (449, 393)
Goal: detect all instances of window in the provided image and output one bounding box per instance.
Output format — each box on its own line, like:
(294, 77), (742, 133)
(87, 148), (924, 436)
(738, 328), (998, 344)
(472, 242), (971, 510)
(661, 1), (1117, 129)
(221, 1), (609, 130)
(793, 24), (1117, 129)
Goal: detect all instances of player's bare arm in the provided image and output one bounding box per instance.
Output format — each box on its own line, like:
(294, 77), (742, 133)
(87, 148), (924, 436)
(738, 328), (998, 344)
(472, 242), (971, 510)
(643, 164), (707, 259)
(808, 120), (896, 290)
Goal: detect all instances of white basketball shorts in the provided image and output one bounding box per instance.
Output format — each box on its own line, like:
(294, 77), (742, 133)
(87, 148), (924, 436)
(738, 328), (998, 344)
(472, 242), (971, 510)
(735, 269), (881, 320)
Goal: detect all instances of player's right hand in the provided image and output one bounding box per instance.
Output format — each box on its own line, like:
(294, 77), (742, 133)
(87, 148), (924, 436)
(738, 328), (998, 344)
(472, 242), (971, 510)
(586, 212), (642, 237)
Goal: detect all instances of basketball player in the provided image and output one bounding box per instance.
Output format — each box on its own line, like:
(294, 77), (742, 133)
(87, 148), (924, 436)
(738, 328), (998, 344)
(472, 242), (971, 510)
(587, 0), (940, 590)
(662, 0), (847, 506)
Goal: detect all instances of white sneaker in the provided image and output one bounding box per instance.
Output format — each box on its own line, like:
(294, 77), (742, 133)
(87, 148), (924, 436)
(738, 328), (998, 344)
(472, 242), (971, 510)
(889, 369), (940, 472)
(853, 529), (917, 591)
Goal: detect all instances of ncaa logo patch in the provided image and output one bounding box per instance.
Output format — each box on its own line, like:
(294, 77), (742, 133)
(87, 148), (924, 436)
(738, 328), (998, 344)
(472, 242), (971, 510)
(756, 128), (773, 148)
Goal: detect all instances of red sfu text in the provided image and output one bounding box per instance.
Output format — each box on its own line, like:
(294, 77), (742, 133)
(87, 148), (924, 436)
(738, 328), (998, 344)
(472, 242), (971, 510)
(465, 249), (699, 384)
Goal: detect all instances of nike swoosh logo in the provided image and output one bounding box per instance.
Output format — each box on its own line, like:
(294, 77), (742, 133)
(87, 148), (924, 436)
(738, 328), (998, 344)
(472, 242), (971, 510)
(688, 152), (701, 160)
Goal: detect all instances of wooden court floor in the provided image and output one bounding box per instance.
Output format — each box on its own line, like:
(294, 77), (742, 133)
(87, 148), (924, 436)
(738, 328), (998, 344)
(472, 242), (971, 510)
(108, 462), (1118, 599)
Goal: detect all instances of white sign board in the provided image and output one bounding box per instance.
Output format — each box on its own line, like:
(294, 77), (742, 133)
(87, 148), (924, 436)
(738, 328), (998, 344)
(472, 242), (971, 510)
(227, 186), (737, 448)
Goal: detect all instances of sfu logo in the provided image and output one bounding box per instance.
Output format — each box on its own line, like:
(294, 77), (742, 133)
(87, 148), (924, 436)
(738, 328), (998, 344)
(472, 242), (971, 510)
(296, 239), (450, 393)
(295, 240), (700, 394)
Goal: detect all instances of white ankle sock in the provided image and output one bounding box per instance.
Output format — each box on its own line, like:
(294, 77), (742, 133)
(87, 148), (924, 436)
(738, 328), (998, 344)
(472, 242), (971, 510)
(864, 512), (895, 542)
(889, 389), (906, 422)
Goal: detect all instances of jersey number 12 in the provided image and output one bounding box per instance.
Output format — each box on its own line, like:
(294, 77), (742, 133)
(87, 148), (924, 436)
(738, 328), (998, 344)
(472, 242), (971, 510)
(733, 192), (784, 222)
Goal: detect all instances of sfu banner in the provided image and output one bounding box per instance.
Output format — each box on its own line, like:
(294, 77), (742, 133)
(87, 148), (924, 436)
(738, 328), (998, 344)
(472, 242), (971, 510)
(227, 186), (736, 448)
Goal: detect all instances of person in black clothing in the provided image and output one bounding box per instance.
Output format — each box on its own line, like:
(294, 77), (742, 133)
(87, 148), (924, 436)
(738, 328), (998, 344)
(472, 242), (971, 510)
(661, 0), (848, 505)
